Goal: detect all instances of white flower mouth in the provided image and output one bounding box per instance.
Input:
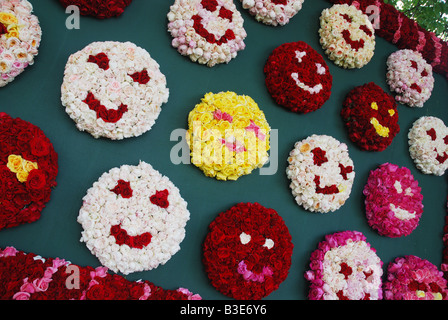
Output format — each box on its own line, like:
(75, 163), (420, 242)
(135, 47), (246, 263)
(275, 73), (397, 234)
(390, 204), (416, 221)
(291, 73), (323, 94)
(237, 260), (273, 283)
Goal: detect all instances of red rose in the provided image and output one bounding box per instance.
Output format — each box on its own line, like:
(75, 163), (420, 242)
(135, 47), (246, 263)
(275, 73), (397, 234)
(30, 136), (50, 157)
(26, 169), (47, 190)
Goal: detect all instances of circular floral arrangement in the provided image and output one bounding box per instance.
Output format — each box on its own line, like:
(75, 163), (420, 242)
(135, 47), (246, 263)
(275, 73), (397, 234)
(383, 255), (448, 300)
(0, 0), (41, 87)
(408, 116), (448, 176)
(304, 231), (383, 300)
(167, 0), (247, 67)
(186, 91), (270, 181)
(239, 0), (304, 26)
(319, 4), (375, 69)
(78, 161), (190, 275)
(286, 134), (355, 213)
(61, 41), (169, 140)
(58, 0), (132, 19)
(0, 113), (58, 231)
(203, 202), (293, 300)
(386, 49), (434, 108)
(363, 163), (423, 238)
(341, 82), (399, 152)
(264, 41), (333, 114)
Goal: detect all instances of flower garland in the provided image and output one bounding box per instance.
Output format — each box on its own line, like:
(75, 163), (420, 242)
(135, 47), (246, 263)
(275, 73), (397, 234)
(286, 134), (355, 213)
(167, 0), (247, 67)
(318, 4), (375, 69)
(0, 113), (58, 231)
(383, 255), (447, 300)
(304, 231), (383, 300)
(203, 202), (293, 300)
(78, 161), (190, 275)
(408, 116), (448, 176)
(239, 0), (304, 26)
(363, 163), (423, 238)
(264, 41), (333, 114)
(0, 246), (201, 300)
(386, 49), (434, 108)
(58, 0), (132, 19)
(61, 41), (169, 140)
(0, 0), (41, 87)
(341, 82), (399, 152)
(326, 0), (448, 80)
(186, 91), (271, 181)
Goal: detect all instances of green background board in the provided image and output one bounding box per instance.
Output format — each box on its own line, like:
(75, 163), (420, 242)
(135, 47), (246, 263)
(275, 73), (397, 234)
(0, 0), (447, 300)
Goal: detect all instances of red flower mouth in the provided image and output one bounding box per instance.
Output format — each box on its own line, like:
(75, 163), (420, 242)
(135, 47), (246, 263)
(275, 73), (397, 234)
(83, 92), (128, 123)
(110, 224), (152, 249)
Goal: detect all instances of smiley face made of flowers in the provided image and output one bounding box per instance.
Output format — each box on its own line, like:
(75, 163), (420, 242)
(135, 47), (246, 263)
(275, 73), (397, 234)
(167, 0), (247, 67)
(58, 0), (132, 19)
(386, 49), (434, 108)
(0, 113), (58, 231)
(61, 41), (169, 140)
(341, 82), (399, 152)
(203, 202), (293, 300)
(264, 41), (333, 114)
(186, 91), (270, 181)
(383, 255), (448, 300)
(286, 134), (355, 213)
(304, 231), (383, 300)
(239, 0), (305, 26)
(408, 116), (448, 176)
(77, 161), (190, 275)
(0, 0), (41, 87)
(363, 163), (423, 238)
(319, 4), (375, 69)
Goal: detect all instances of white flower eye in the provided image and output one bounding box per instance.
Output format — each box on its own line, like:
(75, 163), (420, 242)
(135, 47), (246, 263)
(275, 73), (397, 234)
(240, 232), (251, 245)
(263, 238), (274, 249)
(316, 63), (326, 75)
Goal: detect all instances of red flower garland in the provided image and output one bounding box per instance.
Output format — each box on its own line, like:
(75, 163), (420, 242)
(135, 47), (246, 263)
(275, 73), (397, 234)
(59, 0), (132, 19)
(0, 247), (200, 300)
(341, 82), (399, 151)
(326, 0), (448, 80)
(0, 113), (58, 231)
(264, 41), (332, 114)
(203, 202), (293, 300)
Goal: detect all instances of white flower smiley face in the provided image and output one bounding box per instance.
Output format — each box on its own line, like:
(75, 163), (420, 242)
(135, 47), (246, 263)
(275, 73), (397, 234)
(78, 161), (190, 275)
(61, 41), (169, 140)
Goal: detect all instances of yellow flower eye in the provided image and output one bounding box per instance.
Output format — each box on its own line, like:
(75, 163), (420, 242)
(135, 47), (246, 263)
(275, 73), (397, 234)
(388, 109), (395, 117)
(370, 102), (378, 110)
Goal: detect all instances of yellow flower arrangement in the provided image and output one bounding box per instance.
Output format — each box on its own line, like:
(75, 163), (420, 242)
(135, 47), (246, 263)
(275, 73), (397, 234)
(186, 91), (270, 181)
(6, 154), (38, 183)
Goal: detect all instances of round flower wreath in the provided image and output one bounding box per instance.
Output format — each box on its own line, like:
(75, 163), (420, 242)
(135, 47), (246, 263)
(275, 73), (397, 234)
(304, 231), (383, 300)
(78, 161), (190, 275)
(363, 163), (423, 238)
(203, 202), (293, 300)
(0, 113), (58, 231)
(61, 41), (169, 140)
(341, 82), (399, 152)
(186, 91), (270, 181)
(264, 41), (333, 114)
(0, 0), (41, 87)
(239, 0), (304, 26)
(383, 255), (448, 300)
(319, 4), (375, 69)
(0, 246), (201, 300)
(386, 49), (434, 108)
(167, 0), (247, 67)
(286, 134), (355, 213)
(408, 116), (448, 176)
(58, 0), (132, 19)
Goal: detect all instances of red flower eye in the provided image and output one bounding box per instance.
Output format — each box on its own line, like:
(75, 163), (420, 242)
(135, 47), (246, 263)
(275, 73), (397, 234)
(311, 147), (328, 166)
(150, 189), (169, 208)
(111, 180), (133, 198)
(426, 128), (437, 141)
(87, 52), (110, 70)
(421, 69), (428, 77)
(129, 69), (151, 84)
(219, 7), (233, 22)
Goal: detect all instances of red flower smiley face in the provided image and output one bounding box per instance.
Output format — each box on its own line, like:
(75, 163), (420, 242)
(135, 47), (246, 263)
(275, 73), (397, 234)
(341, 82), (399, 152)
(264, 41), (333, 114)
(203, 202), (293, 300)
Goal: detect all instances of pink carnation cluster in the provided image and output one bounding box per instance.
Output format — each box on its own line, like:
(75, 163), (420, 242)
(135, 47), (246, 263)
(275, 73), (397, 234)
(363, 163), (423, 238)
(384, 255), (448, 300)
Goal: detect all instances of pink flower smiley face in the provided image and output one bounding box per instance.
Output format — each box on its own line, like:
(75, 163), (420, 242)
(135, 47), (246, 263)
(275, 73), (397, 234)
(78, 162), (190, 275)
(203, 202), (293, 300)
(61, 41), (169, 140)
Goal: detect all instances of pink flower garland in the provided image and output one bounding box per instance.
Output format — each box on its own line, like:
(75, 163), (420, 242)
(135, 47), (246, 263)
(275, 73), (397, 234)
(363, 163), (423, 238)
